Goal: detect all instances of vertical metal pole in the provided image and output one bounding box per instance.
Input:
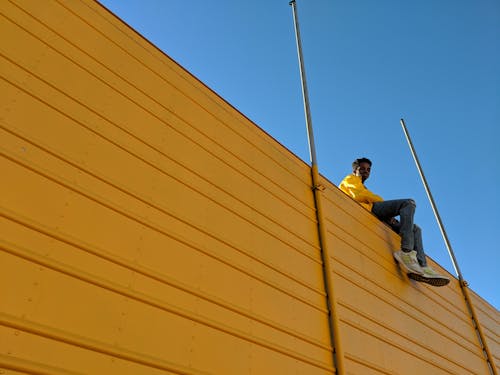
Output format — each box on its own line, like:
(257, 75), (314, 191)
(290, 2), (345, 374)
(400, 119), (462, 278)
(400, 118), (498, 375)
(290, 0), (318, 166)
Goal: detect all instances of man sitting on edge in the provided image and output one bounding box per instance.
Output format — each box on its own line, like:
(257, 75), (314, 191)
(339, 157), (450, 287)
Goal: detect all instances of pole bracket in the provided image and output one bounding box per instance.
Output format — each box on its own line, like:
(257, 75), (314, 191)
(313, 184), (326, 191)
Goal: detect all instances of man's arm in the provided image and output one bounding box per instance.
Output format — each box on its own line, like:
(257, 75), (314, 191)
(339, 175), (383, 203)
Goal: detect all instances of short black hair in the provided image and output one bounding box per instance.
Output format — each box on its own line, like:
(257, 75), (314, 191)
(352, 157), (372, 172)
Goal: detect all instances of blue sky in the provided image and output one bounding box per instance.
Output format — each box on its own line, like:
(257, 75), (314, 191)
(98, 0), (499, 310)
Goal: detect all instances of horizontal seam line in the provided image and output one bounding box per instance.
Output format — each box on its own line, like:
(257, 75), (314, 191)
(0, 243), (334, 372)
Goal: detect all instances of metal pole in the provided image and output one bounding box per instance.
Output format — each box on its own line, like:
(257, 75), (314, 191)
(290, 0), (318, 166)
(399, 118), (462, 278)
(400, 118), (498, 375)
(290, 2), (345, 374)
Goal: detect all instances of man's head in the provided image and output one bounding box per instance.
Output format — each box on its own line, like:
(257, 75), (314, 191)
(352, 157), (372, 182)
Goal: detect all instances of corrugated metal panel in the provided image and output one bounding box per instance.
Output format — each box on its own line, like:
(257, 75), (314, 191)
(319, 175), (494, 374)
(470, 291), (500, 374)
(1, 1), (498, 374)
(1, 0), (331, 373)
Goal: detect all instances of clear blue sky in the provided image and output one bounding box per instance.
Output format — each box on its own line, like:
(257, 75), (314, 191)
(98, 0), (500, 310)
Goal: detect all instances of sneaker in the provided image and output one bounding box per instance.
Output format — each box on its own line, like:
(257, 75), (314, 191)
(393, 250), (424, 275)
(407, 266), (450, 287)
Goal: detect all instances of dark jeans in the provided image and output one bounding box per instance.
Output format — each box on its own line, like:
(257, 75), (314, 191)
(372, 199), (427, 267)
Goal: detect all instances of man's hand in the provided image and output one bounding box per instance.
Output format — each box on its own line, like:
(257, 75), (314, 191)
(387, 217), (399, 225)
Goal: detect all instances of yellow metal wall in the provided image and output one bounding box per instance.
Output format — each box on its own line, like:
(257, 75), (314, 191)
(320, 175), (499, 375)
(471, 291), (500, 374)
(0, 1), (498, 374)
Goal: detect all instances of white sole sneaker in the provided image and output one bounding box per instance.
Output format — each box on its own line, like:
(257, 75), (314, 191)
(407, 272), (450, 287)
(393, 250), (424, 275)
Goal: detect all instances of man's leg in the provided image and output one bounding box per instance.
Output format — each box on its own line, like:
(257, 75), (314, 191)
(372, 200), (450, 286)
(386, 220), (428, 268)
(372, 199), (423, 275)
(409, 224), (450, 286)
(372, 199), (416, 250)
(413, 224), (427, 267)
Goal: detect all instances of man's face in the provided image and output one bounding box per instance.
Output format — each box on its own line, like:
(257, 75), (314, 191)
(355, 162), (371, 182)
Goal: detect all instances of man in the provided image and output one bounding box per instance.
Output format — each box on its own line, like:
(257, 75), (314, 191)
(339, 157), (450, 287)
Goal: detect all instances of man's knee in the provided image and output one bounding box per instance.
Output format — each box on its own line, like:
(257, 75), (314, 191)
(405, 199), (416, 208)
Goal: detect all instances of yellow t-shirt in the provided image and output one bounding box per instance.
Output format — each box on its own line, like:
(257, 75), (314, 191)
(338, 174), (383, 211)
